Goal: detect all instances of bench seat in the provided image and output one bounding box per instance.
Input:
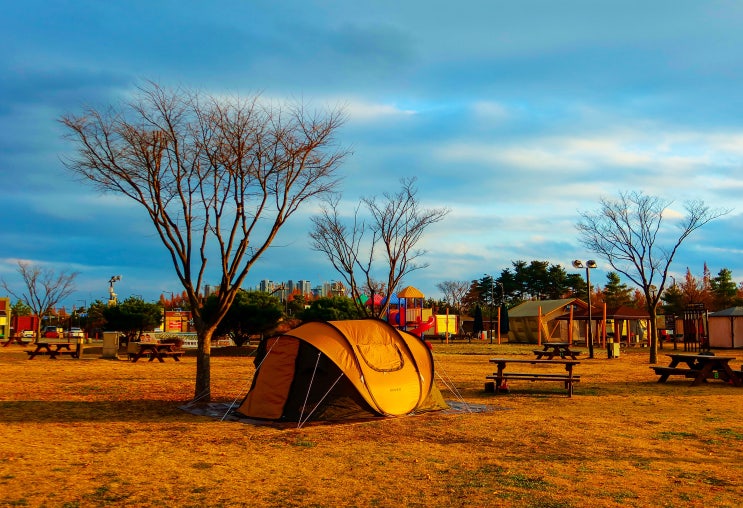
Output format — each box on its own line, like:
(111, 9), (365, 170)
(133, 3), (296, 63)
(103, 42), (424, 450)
(486, 373), (580, 396)
(650, 366), (699, 377)
(487, 373), (581, 381)
(532, 350), (581, 359)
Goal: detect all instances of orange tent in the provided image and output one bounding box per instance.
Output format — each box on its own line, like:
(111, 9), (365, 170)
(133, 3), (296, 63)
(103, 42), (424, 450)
(237, 319), (447, 423)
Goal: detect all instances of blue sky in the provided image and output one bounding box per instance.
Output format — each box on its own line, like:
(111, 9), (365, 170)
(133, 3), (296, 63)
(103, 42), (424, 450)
(2, 1), (743, 309)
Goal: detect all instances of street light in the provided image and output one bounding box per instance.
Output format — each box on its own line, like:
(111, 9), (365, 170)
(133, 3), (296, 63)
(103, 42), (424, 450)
(573, 259), (598, 358)
(484, 274), (496, 343)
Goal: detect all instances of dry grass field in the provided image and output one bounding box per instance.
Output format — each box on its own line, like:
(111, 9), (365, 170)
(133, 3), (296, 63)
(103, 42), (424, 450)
(1, 342), (742, 507)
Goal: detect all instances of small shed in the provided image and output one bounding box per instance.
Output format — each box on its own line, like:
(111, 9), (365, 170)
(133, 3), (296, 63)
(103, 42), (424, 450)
(507, 299), (586, 344)
(708, 307), (743, 349)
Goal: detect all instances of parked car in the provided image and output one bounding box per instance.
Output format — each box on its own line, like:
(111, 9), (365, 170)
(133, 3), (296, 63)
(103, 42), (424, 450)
(68, 327), (85, 339)
(43, 326), (62, 338)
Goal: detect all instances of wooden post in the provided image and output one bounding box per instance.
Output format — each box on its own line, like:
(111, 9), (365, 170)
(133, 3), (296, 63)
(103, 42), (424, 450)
(568, 305), (574, 345)
(445, 308), (449, 344)
(602, 303), (607, 347)
(538, 306), (542, 345)
(497, 306), (501, 344)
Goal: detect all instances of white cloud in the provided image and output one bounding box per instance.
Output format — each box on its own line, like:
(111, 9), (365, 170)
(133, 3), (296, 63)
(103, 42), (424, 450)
(343, 99), (418, 122)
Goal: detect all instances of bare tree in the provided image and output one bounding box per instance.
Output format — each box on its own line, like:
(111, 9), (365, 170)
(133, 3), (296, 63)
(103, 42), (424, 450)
(436, 280), (470, 314)
(60, 82), (347, 402)
(577, 191), (730, 363)
(1, 261), (78, 341)
(310, 178), (449, 318)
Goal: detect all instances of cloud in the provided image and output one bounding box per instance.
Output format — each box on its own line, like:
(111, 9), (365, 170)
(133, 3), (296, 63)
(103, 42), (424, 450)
(343, 99), (418, 122)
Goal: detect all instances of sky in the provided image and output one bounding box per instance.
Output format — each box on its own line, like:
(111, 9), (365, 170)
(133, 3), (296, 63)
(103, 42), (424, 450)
(2, 0), (743, 310)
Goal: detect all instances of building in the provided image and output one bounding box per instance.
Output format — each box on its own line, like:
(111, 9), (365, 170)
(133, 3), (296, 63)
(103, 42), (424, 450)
(0, 297), (10, 340)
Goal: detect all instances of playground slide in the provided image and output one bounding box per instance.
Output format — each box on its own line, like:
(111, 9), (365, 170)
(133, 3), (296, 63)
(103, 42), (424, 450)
(410, 316), (436, 337)
(388, 310), (402, 326)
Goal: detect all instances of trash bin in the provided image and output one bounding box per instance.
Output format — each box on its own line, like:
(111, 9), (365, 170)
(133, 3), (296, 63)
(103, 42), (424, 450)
(607, 342), (620, 359)
(101, 332), (120, 359)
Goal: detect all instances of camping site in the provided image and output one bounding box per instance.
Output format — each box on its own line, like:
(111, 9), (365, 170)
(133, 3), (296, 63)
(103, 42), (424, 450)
(1, 340), (742, 507)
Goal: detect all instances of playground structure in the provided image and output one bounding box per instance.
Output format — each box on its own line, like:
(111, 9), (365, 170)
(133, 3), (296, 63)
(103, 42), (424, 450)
(371, 286), (459, 340)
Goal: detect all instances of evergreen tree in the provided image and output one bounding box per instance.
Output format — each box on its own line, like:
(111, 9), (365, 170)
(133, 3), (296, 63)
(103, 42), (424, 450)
(473, 305), (484, 337)
(602, 272), (634, 308)
(710, 268), (740, 310)
(661, 284), (685, 317)
(11, 299), (32, 316)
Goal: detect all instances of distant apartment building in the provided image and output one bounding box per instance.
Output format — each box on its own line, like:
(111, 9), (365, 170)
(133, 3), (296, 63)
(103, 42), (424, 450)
(255, 279), (343, 298)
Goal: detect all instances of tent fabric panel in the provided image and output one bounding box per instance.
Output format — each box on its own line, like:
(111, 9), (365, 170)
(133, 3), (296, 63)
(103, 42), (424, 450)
(237, 337), (300, 419)
(284, 321), (373, 408)
(330, 320), (426, 416)
(708, 318), (729, 348)
(280, 341), (377, 421)
(708, 314), (743, 348)
(332, 320), (402, 371)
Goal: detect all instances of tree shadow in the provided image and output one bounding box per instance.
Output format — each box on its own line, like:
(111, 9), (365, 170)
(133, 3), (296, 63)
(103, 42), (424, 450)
(0, 399), (202, 423)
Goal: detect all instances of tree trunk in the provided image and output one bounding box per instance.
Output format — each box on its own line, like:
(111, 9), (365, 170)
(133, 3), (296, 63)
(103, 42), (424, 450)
(649, 307), (658, 364)
(194, 327), (215, 403)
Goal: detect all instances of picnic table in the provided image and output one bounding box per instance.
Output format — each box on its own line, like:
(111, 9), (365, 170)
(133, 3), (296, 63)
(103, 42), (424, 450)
(651, 354), (742, 387)
(130, 342), (184, 363)
(26, 342), (80, 360)
(533, 342), (582, 360)
(487, 358), (581, 397)
(2, 336), (28, 347)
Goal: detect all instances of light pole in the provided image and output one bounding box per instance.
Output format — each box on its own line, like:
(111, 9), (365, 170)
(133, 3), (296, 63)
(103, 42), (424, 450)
(573, 259), (597, 359)
(484, 274), (494, 343)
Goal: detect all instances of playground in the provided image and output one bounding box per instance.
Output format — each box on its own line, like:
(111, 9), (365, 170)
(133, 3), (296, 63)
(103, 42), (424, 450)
(1, 342), (742, 507)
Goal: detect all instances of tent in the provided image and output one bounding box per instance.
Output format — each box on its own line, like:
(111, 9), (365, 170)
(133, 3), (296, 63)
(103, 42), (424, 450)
(507, 299), (586, 343)
(237, 319), (448, 423)
(708, 307), (743, 349)
(556, 305), (650, 345)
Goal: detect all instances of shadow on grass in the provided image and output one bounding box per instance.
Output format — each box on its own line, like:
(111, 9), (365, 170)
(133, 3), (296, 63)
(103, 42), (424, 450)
(0, 400), (200, 423)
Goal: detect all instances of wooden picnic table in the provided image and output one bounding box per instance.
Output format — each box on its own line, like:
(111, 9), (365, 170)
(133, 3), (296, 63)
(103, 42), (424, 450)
(651, 354), (741, 387)
(487, 358), (581, 397)
(533, 342), (582, 360)
(130, 342), (184, 363)
(2, 336), (29, 347)
(26, 342), (80, 360)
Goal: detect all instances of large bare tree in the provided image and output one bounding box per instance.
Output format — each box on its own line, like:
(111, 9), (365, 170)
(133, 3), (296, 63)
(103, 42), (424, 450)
(60, 82), (347, 401)
(1, 261), (78, 341)
(310, 178), (449, 318)
(576, 191), (729, 363)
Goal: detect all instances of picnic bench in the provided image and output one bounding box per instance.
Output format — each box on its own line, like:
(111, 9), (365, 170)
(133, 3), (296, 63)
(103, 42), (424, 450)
(651, 353), (741, 386)
(2, 336), (31, 347)
(130, 342), (184, 362)
(533, 342), (582, 360)
(487, 358), (581, 397)
(26, 342), (81, 360)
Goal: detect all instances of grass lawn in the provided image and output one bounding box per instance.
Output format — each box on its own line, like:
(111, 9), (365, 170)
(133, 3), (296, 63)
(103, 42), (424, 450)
(1, 342), (742, 507)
